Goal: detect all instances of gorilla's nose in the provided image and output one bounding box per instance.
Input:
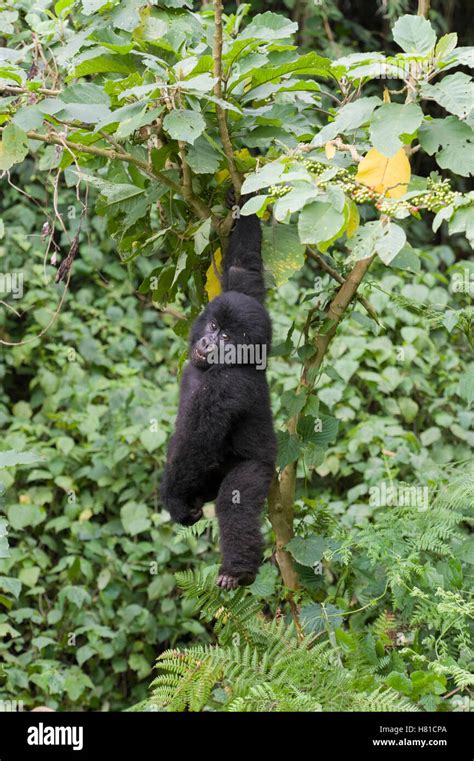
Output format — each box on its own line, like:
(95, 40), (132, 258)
(198, 336), (211, 352)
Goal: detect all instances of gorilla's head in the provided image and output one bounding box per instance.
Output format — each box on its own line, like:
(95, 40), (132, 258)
(189, 291), (272, 370)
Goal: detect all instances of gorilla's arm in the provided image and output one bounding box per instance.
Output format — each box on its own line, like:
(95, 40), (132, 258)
(161, 368), (257, 524)
(221, 205), (266, 303)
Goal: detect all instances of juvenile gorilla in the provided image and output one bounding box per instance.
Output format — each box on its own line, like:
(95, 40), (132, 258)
(161, 200), (276, 589)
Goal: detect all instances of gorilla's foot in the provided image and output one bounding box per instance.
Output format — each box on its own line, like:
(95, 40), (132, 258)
(216, 571), (256, 590)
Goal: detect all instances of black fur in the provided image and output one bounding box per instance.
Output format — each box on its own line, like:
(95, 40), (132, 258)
(161, 203), (276, 588)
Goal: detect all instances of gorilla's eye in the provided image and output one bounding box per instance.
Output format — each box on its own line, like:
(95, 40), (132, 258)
(208, 320), (218, 331)
(221, 331), (230, 341)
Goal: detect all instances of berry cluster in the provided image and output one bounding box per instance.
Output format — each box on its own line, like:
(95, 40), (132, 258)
(270, 160), (462, 218)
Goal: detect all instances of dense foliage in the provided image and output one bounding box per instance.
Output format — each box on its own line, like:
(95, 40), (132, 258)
(0, 1), (472, 712)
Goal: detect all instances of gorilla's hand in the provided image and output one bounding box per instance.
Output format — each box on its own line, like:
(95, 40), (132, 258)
(165, 496), (203, 526)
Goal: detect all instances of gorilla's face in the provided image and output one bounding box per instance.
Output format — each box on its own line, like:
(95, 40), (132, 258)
(191, 316), (232, 368)
(189, 291), (272, 370)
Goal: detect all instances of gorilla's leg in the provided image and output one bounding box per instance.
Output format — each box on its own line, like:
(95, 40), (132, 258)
(215, 460), (274, 589)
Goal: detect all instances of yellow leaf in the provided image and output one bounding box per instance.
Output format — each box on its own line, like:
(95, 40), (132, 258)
(383, 87), (391, 103)
(205, 247), (223, 300)
(355, 147), (410, 199)
(79, 509), (92, 522)
(215, 168), (229, 185)
(235, 148), (251, 161)
(19, 494), (31, 504)
(325, 142), (336, 159)
(346, 200), (360, 238)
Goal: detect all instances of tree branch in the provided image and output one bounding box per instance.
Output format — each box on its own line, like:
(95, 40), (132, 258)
(213, 0), (242, 197)
(306, 248), (380, 325)
(268, 473), (300, 591)
(268, 254), (376, 590)
(418, 0), (431, 17)
(0, 127), (212, 220)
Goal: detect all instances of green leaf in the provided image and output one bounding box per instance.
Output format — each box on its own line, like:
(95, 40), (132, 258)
(115, 106), (163, 139)
(0, 124), (28, 170)
(273, 183), (319, 222)
(140, 428), (166, 453)
(0, 10), (18, 35)
(313, 96), (381, 146)
(247, 51), (331, 90)
(0, 576), (21, 599)
(163, 109), (206, 145)
(421, 72), (474, 120)
(262, 223), (305, 286)
(241, 161), (284, 193)
(286, 536), (327, 566)
(0, 450), (43, 468)
(386, 671), (413, 696)
(418, 117), (474, 177)
(0, 519), (9, 560)
(61, 586), (91, 608)
(240, 194), (269, 216)
(458, 369), (474, 406)
(186, 136), (221, 174)
(298, 201), (345, 246)
(392, 14), (436, 55)
(348, 221), (406, 265)
(435, 33), (458, 60)
(458, 537), (474, 564)
(120, 502), (151, 536)
(241, 12), (298, 41)
(300, 603), (344, 634)
(8, 503), (45, 529)
(276, 430), (301, 469)
(71, 54), (137, 78)
(249, 564), (278, 598)
(449, 204), (474, 246)
(370, 103), (423, 157)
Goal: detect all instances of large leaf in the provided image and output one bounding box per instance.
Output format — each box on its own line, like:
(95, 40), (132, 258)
(0, 124), (28, 170)
(312, 96), (381, 146)
(186, 136), (221, 173)
(273, 182), (319, 222)
(0, 450), (43, 468)
(263, 224), (305, 286)
(120, 502), (151, 536)
(247, 51), (331, 90)
(421, 72), (474, 120)
(300, 603), (344, 634)
(286, 536), (327, 567)
(369, 102), (423, 157)
(241, 161), (284, 193)
(163, 109), (206, 145)
(392, 14), (436, 55)
(449, 204), (474, 246)
(348, 220), (406, 264)
(355, 147), (411, 198)
(298, 201), (346, 246)
(240, 11), (298, 41)
(418, 117), (474, 177)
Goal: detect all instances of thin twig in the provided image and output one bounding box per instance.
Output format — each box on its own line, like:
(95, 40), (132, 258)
(0, 126), (212, 220)
(0, 85), (61, 96)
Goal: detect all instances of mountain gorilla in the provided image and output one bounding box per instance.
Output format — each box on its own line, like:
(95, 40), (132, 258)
(161, 198), (276, 589)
